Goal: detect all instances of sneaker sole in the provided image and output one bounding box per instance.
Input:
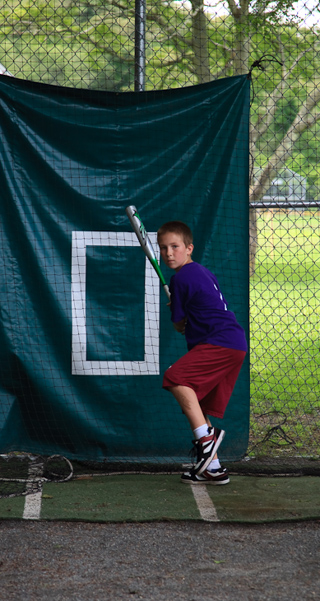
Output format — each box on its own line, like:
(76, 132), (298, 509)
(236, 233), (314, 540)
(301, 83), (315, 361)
(206, 477), (230, 485)
(181, 477), (230, 485)
(196, 429), (226, 476)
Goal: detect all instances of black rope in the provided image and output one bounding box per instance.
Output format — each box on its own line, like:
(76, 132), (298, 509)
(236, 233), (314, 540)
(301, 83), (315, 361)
(248, 411), (297, 455)
(248, 54), (284, 184)
(248, 54), (283, 107)
(248, 53), (283, 77)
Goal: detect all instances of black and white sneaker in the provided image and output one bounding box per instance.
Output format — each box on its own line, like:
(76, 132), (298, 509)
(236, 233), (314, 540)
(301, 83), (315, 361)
(191, 427), (225, 476)
(181, 466), (230, 485)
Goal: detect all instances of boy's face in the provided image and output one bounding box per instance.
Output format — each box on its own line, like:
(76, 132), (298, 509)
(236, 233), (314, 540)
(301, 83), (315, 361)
(158, 232), (193, 272)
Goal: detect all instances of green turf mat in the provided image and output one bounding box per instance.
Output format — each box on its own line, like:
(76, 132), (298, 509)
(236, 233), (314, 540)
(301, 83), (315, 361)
(41, 475), (200, 522)
(0, 475), (319, 523)
(0, 495), (26, 519)
(208, 476), (320, 522)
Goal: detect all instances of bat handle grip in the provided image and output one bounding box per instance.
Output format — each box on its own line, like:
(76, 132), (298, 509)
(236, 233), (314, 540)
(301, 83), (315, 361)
(163, 284), (171, 301)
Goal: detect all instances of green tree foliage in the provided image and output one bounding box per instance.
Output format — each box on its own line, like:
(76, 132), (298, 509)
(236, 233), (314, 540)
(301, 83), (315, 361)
(0, 0), (319, 211)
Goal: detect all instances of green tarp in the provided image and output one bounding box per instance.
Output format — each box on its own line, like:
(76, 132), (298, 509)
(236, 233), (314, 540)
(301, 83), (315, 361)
(0, 74), (250, 462)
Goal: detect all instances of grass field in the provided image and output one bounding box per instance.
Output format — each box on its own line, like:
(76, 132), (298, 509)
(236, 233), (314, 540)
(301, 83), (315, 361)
(249, 210), (320, 458)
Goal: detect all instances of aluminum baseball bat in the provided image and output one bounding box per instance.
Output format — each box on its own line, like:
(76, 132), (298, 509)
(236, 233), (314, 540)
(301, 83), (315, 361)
(125, 205), (171, 300)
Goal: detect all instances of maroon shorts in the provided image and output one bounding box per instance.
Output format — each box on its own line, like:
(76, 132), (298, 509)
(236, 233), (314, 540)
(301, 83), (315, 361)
(162, 344), (246, 419)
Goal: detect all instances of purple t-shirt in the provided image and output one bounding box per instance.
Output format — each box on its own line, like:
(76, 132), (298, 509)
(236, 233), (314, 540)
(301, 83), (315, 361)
(169, 262), (247, 352)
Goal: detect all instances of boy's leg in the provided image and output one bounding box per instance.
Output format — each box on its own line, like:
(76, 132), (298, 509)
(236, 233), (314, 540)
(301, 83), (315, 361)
(167, 385), (224, 475)
(180, 413), (229, 484)
(167, 385), (206, 430)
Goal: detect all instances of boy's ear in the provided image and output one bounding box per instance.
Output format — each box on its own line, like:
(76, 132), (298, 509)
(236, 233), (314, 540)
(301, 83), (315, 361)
(188, 244), (194, 255)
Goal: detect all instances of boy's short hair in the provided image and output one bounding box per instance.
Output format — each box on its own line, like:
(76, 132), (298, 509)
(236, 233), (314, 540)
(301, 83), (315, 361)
(157, 221), (193, 247)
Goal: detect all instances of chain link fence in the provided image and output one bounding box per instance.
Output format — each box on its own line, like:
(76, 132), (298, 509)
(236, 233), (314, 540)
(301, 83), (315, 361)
(0, 0), (319, 459)
(249, 201), (320, 460)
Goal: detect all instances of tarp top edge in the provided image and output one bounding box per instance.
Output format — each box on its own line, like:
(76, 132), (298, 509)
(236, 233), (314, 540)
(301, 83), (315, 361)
(0, 73), (250, 107)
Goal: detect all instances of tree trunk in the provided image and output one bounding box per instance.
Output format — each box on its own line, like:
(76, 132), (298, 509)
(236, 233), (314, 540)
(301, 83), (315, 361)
(227, 0), (250, 75)
(191, 0), (211, 83)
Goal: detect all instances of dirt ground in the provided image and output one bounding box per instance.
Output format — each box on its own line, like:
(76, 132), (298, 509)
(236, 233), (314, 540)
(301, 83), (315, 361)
(0, 520), (319, 601)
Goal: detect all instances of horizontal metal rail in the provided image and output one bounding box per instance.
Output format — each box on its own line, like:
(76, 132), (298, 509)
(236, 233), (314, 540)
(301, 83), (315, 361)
(250, 200), (320, 209)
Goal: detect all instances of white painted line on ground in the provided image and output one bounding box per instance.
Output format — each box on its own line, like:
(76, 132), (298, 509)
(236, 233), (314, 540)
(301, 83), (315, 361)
(23, 490), (43, 520)
(23, 459), (44, 520)
(191, 484), (220, 522)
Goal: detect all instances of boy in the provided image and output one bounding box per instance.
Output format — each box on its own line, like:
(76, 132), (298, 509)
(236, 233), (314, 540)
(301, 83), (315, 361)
(157, 221), (247, 485)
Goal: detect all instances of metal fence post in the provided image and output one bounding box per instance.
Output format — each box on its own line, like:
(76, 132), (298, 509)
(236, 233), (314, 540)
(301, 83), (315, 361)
(134, 0), (146, 92)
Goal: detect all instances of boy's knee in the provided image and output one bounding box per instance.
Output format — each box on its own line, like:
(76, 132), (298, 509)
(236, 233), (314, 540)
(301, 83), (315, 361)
(166, 385), (175, 393)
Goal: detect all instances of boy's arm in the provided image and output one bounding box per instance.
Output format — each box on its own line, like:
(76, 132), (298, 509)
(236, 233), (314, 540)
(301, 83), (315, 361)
(169, 277), (187, 334)
(173, 318), (187, 334)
